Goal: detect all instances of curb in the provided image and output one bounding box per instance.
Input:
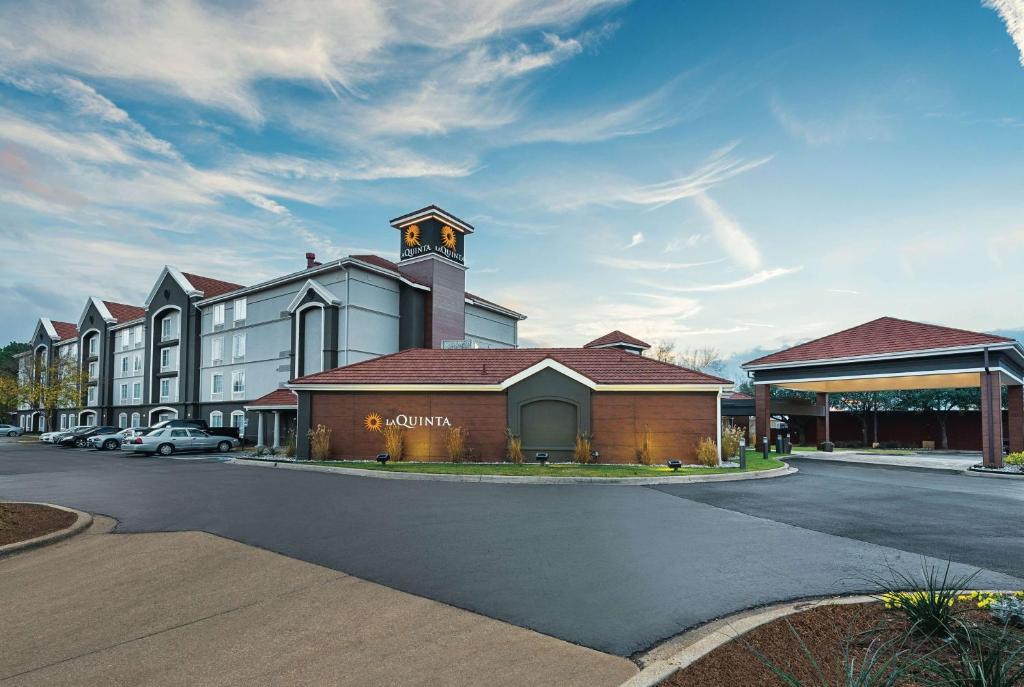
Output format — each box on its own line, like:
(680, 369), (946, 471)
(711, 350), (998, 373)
(787, 455), (967, 475)
(0, 502), (93, 557)
(622, 595), (876, 687)
(963, 468), (1024, 480)
(229, 458), (797, 485)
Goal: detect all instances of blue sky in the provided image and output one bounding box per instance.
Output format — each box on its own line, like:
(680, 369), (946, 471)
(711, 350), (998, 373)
(1, 0), (1023, 370)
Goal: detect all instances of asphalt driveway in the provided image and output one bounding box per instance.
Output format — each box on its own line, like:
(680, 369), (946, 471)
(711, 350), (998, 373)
(1, 443), (1021, 656)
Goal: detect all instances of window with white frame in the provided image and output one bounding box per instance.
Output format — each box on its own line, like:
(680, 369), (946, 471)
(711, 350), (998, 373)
(120, 383), (128, 402)
(211, 373), (224, 399)
(88, 361), (98, 380)
(88, 337), (97, 355)
(121, 331), (129, 350)
(131, 412), (141, 428)
(159, 378), (172, 401)
(119, 413), (128, 428)
(231, 370), (245, 397)
(160, 347), (173, 372)
(133, 381), (141, 401)
(213, 303), (225, 327)
(60, 414), (67, 430)
(134, 325), (143, 347)
(209, 411), (223, 428)
(87, 387), (97, 406)
(230, 410), (245, 430)
(134, 353), (142, 373)
(211, 337), (223, 364)
(160, 316), (174, 341)
(232, 333), (246, 360)
(233, 297), (247, 323)
(121, 357), (129, 376)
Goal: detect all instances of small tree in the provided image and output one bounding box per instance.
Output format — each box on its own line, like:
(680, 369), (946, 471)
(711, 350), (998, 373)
(900, 388), (980, 450)
(0, 373), (19, 415)
(19, 353), (88, 430)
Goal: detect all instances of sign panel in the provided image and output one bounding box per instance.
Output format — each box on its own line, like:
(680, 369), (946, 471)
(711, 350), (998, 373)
(398, 217), (464, 264)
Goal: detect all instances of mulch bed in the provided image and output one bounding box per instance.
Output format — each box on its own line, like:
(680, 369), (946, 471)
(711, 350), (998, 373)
(0, 502), (77, 547)
(661, 600), (1023, 687)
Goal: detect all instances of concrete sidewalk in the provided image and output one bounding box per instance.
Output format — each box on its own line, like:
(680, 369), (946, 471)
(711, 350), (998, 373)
(789, 451), (978, 472)
(0, 518), (635, 686)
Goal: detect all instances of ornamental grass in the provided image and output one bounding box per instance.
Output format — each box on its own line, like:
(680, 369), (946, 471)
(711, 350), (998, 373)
(696, 436), (719, 467)
(307, 424), (332, 461)
(635, 425), (654, 465)
(505, 429), (523, 465)
(574, 432), (593, 464)
(382, 424), (405, 461)
(445, 426), (468, 463)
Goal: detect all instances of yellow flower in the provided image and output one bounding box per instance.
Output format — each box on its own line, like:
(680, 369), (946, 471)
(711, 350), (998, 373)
(404, 225), (421, 247)
(364, 412), (383, 432)
(440, 225), (457, 250)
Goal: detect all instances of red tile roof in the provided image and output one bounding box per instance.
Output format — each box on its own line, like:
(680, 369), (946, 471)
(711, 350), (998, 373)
(103, 301), (145, 324)
(725, 391), (753, 400)
(745, 317), (1015, 367)
(583, 330), (651, 350)
(292, 347), (730, 386)
(182, 272), (245, 298)
(246, 389), (298, 408)
(51, 320), (79, 340)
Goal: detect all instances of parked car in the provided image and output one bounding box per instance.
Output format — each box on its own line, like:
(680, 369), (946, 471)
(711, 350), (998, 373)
(86, 427), (149, 451)
(149, 418), (241, 440)
(121, 427), (239, 456)
(0, 423), (24, 437)
(41, 426), (86, 443)
(56, 426), (118, 448)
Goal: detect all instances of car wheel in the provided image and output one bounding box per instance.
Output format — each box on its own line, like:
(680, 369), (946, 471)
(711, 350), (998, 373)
(217, 441), (232, 453)
(75, 438), (87, 448)
(103, 439), (119, 451)
(157, 443), (174, 456)
(7, 431), (15, 437)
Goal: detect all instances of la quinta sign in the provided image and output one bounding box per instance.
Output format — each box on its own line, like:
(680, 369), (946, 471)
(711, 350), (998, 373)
(364, 412), (453, 432)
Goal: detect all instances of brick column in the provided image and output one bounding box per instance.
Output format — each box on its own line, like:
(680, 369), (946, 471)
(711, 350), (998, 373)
(815, 392), (830, 445)
(980, 372), (1004, 469)
(755, 384), (771, 447)
(1008, 384), (1023, 454)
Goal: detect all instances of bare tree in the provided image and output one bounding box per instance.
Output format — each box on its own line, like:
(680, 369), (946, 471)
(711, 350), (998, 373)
(652, 340), (677, 364)
(677, 346), (726, 375)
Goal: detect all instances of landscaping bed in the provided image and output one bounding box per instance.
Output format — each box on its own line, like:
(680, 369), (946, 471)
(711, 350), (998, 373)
(237, 455), (784, 477)
(0, 502), (77, 547)
(661, 593), (1024, 687)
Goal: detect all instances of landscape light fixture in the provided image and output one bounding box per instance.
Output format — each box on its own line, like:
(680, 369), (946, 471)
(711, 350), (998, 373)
(667, 459), (682, 471)
(376, 453), (390, 464)
(591, 450), (600, 461)
(535, 452), (549, 466)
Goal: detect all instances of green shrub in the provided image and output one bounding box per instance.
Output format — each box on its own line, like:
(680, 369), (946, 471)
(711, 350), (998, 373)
(635, 425), (653, 465)
(921, 623), (1024, 687)
(574, 433), (593, 464)
(721, 425), (744, 458)
(1006, 452), (1024, 471)
(696, 437), (718, 467)
(873, 561), (978, 637)
(505, 429), (523, 465)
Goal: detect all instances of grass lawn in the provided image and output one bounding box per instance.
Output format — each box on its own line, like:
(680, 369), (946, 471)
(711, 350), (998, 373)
(297, 454), (785, 477)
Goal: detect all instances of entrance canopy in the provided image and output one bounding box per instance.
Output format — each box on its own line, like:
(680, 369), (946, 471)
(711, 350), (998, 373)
(742, 317), (1024, 467)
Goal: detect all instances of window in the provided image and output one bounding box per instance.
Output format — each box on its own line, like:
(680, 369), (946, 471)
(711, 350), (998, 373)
(88, 337), (97, 355)
(134, 325), (143, 347)
(212, 303), (225, 327)
(209, 411), (223, 428)
(157, 412), (172, 423)
(170, 429), (188, 438)
(233, 297), (247, 323)
(87, 387), (97, 406)
(118, 413), (128, 429)
(121, 331), (129, 350)
(130, 412), (141, 428)
(161, 316), (173, 341)
(230, 410), (246, 430)
(60, 414), (67, 430)
(232, 333), (246, 359)
(120, 384), (128, 402)
(211, 337), (223, 364)
(231, 370), (245, 397)
(160, 347), (173, 371)
(88, 361), (98, 380)
(211, 373), (224, 398)
(132, 381), (141, 401)
(134, 354), (142, 373)
(121, 357), (129, 375)
(160, 378), (172, 401)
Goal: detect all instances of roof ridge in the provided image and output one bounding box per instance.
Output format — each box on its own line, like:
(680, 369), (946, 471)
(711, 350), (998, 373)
(878, 315), (1013, 342)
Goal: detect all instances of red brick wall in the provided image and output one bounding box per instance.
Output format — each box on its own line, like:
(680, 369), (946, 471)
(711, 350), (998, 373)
(798, 410), (1009, 450)
(310, 391), (506, 461)
(591, 392), (719, 464)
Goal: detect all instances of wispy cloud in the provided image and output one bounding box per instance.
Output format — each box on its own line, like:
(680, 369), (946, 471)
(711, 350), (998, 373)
(769, 96), (891, 146)
(594, 256), (723, 270)
(691, 192), (761, 270)
(828, 288), (860, 295)
(625, 231), (644, 248)
(665, 234), (704, 252)
(984, 0), (1024, 67)
(643, 267), (802, 292)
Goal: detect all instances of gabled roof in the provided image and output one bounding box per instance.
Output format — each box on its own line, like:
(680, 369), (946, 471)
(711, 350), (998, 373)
(389, 205), (475, 234)
(744, 317), (1015, 368)
(291, 347), (730, 387)
(51, 321), (79, 341)
(725, 391), (752, 400)
(181, 272), (244, 299)
(583, 330), (651, 351)
(244, 388), (297, 409)
(103, 301), (145, 324)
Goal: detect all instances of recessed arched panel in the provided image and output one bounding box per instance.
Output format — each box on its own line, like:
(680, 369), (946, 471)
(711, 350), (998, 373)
(520, 399), (578, 451)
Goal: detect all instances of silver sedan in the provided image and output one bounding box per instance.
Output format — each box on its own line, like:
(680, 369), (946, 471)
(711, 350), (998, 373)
(87, 428), (147, 451)
(121, 427), (239, 456)
(0, 424), (24, 437)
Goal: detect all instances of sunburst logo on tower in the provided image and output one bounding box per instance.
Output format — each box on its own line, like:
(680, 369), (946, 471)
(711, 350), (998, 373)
(404, 225), (421, 247)
(440, 225), (457, 250)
